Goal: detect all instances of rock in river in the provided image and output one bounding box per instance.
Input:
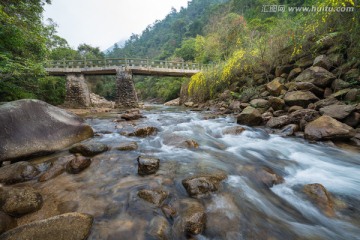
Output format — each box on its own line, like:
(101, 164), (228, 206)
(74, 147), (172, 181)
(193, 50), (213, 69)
(180, 200), (206, 236)
(137, 156), (160, 175)
(0, 161), (39, 185)
(304, 115), (355, 140)
(69, 142), (108, 156)
(0, 99), (94, 162)
(65, 154), (91, 174)
(237, 106), (263, 126)
(182, 173), (226, 198)
(303, 183), (334, 217)
(0, 212), (93, 240)
(138, 189), (168, 206)
(128, 126), (158, 137)
(116, 141), (138, 151)
(1, 187), (43, 217)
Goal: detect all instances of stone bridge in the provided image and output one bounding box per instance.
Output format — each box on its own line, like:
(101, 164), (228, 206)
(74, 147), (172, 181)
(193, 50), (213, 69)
(45, 58), (209, 108)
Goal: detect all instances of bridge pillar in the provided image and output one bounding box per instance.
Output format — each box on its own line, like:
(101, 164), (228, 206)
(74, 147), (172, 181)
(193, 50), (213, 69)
(64, 74), (91, 108)
(115, 70), (139, 108)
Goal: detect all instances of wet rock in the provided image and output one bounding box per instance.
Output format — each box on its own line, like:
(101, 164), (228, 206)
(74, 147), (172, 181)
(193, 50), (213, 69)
(313, 55), (332, 70)
(266, 115), (291, 129)
(331, 79), (351, 92)
(69, 142), (108, 156)
(57, 201), (79, 214)
(305, 115), (356, 140)
(163, 135), (199, 149)
(329, 88), (351, 99)
(0, 212), (93, 240)
(319, 104), (356, 120)
(237, 106), (263, 126)
(120, 112), (144, 121)
(0, 161), (39, 185)
(222, 126), (246, 135)
(65, 154), (91, 174)
(164, 98), (180, 106)
(0, 212), (17, 235)
(161, 205), (177, 219)
(38, 155), (73, 182)
(182, 173), (226, 198)
(147, 216), (170, 240)
(1, 187), (43, 217)
(262, 111), (273, 122)
(279, 124), (299, 136)
(295, 66), (336, 87)
(137, 156), (160, 175)
(116, 141), (138, 151)
(303, 183), (334, 217)
(314, 97), (344, 110)
(268, 97), (285, 111)
(0, 99), (93, 162)
(266, 78), (284, 96)
(128, 126), (158, 137)
(250, 99), (269, 109)
(243, 166), (284, 187)
(138, 189), (168, 206)
(287, 67), (302, 81)
(184, 102), (194, 107)
(284, 91), (319, 108)
(180, 200), (206, 236)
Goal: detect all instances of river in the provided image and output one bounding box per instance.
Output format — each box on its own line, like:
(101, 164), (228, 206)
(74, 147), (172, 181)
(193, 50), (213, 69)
(27, 105), (360, 240)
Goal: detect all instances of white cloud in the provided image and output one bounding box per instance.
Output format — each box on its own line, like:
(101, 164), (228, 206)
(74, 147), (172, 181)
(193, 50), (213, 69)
(44, 0), (189, 50)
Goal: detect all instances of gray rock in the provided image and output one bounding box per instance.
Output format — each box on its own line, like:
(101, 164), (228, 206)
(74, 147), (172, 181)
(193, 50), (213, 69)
(319, 104), (356, 120)
(137, 156), (160, 175)
(331, 79), (351, 92)
(222, 126), (246, 135)
(1, 187), (43, 217)
(138, 189), (168, 206)
(279, 124), (299, 136)
(314, 98), (344, 110)
(287, 67), (302, 81)
(116, 141), (138, 151)
(268, 97), (285, 111)
(284, 91), (319, 108)
(345, 89), (360, 102)
(305, 115), (355, 140)
(328, 88), (351, 99)
(147, 216), (170, 240)
(266, 115), (291, 129)
(0, 99), (93, 162)
(69, 142), (108, 156)
(250, 99), (269, 109)
(0, 212), (93, 240)
(286, 82), (324, 97)
(182, 173), (226, 198)
(180, 200), (206, 236)
(344, 112), (360, 128)
(313, 55), (332, 70)
(295, 66), (336, 87)
(65, 154), (91, 174)
(237, 106), (263, 126)
(0, 162), (39, 185)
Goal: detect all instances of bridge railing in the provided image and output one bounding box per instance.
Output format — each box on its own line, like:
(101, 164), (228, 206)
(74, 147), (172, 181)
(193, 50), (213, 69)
(45, 58), (212, 71)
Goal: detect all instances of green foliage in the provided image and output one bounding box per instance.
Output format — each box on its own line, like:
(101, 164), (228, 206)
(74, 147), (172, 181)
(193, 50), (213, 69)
(175, 38), (196, 61)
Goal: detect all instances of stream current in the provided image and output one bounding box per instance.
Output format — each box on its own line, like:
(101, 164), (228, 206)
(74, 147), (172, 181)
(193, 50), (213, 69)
(29, 105), (360, 240)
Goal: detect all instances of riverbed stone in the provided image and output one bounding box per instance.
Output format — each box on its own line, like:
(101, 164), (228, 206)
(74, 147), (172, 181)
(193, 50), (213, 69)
(222, 126), (246, 135)
(69, 142), (108, 156)
(242, 166), (284, 187)
(164, 98), (180, 106)
(287, 67), (302, 81)
(180, 200), (206, 236)
(65, 154), (91, 174)
(163, 134), (199, 149)
(0, 212), (93, 240)
(0, 212), (17, 235)
(1, 187), (43, 217)
(268, 97), (285, 111)
(0, 99), (94, 162)
(284, 91), (319, 108)
(304, 115), (355, 140)
(329, 88), (351, 99)
(279, 124), (299, 136)
(295, 66), (336, 87)
(266, 115), (291, 129)
(313, 55), (332, 70)
(237, 106), (263, 126)
(344, 112), (360, 128)
(0, 161), (39, 185)
(331, 79), (351, 92)
(250, 99), (269, 109)
(313, 97), (344, 110)
(147, 216), (170, 240)
(288, 109), (320, 125)
(287, 82), (324, 97)
(266, 78), (284, 96)
(138, 189), (168, 206)
(116, 141), (138, 151)
(319, 104), (356, 120)
(137, 156), (160, 175)
(161, 205), (177, 219)
(303, 183), (334, 217)
(38, 155), (73, 182)
(182, 173), (226, 198)
(128, 126), (158, 137)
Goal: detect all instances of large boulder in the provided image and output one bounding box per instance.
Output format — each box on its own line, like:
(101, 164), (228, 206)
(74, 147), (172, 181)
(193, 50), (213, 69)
(319, 104), (356, 120)
(304, 115), (355, 140)
(266, 78), (284, 96)
(295, 66), (336, 87)
(313, 97), (344, 110)
(284, 91), (319, 108)
(0, 100), (94, 162)
(182, 173), (226, 198)
(0, 162), (39, 185)
(286, 82), (324, 98)
(0, 212), (93, 240)
(1, 187), (43, 217)
(237, 106), (263, 126)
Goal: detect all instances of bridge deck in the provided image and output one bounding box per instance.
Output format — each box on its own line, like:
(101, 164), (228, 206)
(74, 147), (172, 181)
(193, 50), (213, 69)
(45, 58), (209, 77)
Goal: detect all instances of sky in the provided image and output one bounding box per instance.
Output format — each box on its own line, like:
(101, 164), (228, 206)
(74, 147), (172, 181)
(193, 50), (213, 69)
(44, 0), (189, 51)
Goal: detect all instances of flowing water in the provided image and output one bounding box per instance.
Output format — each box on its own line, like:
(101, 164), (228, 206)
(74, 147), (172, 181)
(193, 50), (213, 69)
(27, 105), (360, 240)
